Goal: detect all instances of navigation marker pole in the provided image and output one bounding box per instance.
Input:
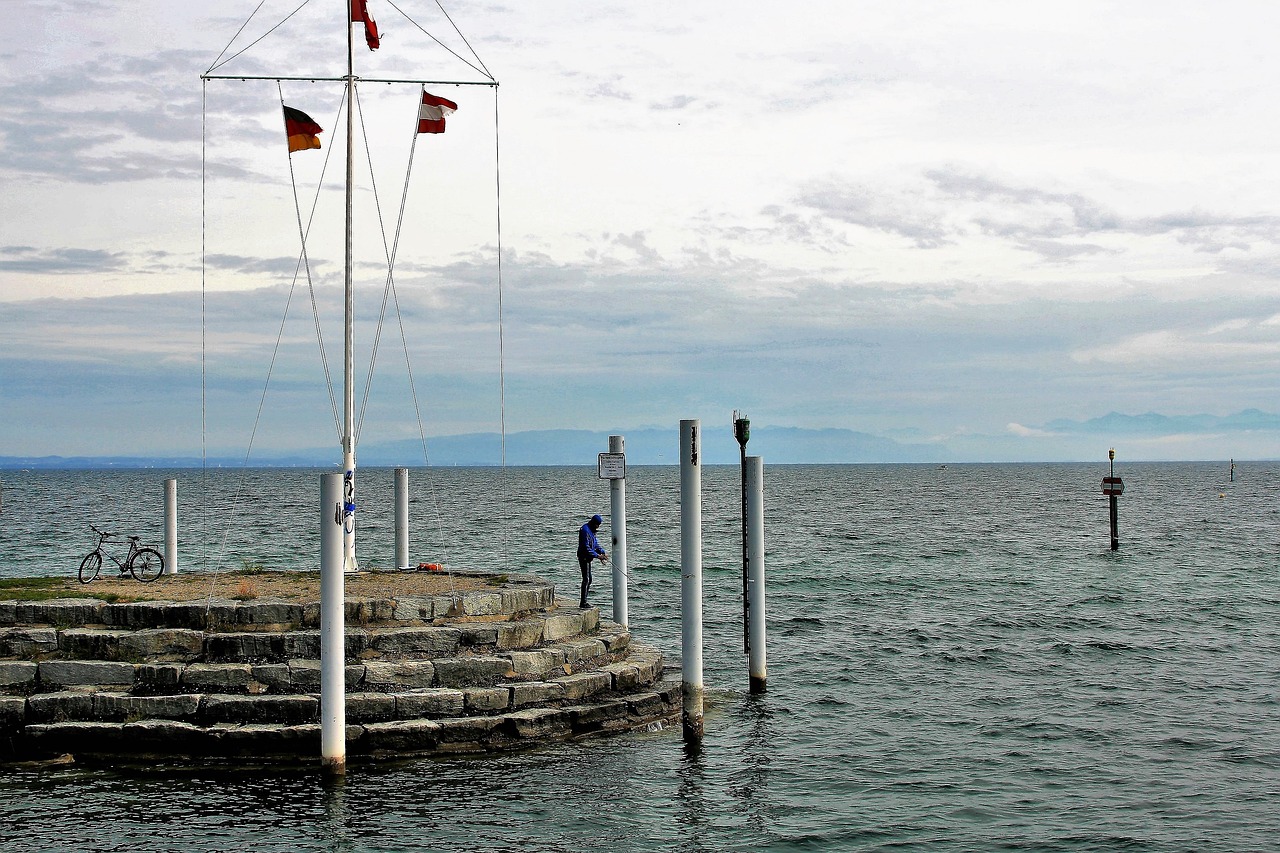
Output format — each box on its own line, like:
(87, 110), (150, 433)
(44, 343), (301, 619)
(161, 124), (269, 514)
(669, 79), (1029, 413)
(320, 472), (347, 774)
(746, 455), (767, 694)
(734, 412), (750, 655)
(1102, 448), (1124, 551)
(680, 419), (704, 743)
(600, 436), (629, 628)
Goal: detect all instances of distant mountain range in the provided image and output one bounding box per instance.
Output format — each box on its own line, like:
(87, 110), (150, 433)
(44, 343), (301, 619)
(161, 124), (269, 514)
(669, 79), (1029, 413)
(2, 411), (1276, 469)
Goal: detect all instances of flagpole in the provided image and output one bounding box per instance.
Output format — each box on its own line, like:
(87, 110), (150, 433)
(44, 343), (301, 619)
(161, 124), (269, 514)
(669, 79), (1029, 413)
(343, 2), (358, 572)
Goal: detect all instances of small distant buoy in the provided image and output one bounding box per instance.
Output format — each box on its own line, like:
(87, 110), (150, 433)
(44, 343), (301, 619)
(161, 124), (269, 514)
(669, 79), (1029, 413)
(1219, 493), (1225, 499)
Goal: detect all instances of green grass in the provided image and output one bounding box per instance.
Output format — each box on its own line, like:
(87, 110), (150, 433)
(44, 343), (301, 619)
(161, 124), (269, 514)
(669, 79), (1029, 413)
(0, 577), (122, 603)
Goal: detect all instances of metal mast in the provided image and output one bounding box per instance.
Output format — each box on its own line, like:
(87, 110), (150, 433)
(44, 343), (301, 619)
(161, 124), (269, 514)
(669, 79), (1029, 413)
(342, 4), (358, 571)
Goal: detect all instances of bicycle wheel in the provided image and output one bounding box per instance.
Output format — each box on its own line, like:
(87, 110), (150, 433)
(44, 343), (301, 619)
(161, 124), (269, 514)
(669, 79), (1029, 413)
(78, 552), (102, 584)
(129, 548), (165, 582)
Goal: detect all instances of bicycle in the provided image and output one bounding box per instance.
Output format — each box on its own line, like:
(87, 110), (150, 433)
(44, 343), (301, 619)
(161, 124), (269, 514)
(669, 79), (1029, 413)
(78, 524), (165, 583)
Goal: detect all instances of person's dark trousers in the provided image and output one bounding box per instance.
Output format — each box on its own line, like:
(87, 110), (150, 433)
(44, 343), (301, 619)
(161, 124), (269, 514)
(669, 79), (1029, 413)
(578, 556), (592, 607)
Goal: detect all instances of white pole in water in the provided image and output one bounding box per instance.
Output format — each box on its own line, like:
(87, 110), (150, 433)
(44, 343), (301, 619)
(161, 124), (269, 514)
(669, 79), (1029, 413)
(394, 467), (409, 570)
(680, 419), (704, 742)
(609, 435), (628, 628)
(164, 478), (178, 575)
(320, 472), (347, 774)
(746, 455), (767, 693)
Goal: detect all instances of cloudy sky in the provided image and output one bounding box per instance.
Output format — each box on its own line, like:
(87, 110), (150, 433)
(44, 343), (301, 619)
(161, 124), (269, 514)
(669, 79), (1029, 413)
(3, 0), (1279, 462)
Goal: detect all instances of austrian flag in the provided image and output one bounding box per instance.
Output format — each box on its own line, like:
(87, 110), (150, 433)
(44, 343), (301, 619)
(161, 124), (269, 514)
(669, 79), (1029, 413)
(418, 92), (458, 134)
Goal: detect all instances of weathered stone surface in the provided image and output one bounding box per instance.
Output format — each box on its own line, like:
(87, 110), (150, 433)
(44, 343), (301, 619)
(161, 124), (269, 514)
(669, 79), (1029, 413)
(507, 649), (566, 679)
(433, 656), (511, 688)
(434, 715), (502, 745)
(363, 660), (435, 691)
(362, 718), (439, 752)
(94, 692), (201, 722)
(511, 681), (564, 708)
(23, 721), (128, 753)
(464, 687), (510, 713)
(581, 608), (599, 633)
(625, 691), (670, 721)
(505, 707), (572, 739)
(135, 663), (184, 691)
(0, 695), (24, 727)
(370, 627), (461, 658)
(27, 691), (95, 722)
(496, 619), (543, 650)
(557, 638), (607, 665)
(201, 694), (318, 724)
(57, 628), (128, 660)
(433, 595), (462, 618)
(394, 688), (464, 718)
(600, 663), (641, 691)
(250, 663), (292, 692)
(10, 599), (106, 627)
(457, 624), (499, 646)
(120, 628), (205, 662)
(286, 660), (364, 690)
(346, 692), (396, 723)
(500, 587), (543, 614)
(0, 627), (58, 657)
(542, 612), (583, 642)
(345, 598), (396, 624)
(39, 659), (135, 688)
(626, 647), (664, 684)
(182, 663), (254, 691)
(0, 661), (39, 690)
(195, 600), (243, 631)
(204, 632), (286, 662)
(235, 600), (306, 627)
(213, 722), (324, 755)
(461, 591), (503, 617)
(283, 630), (320, 659)
(598, 627), (631, 654)
(552, 671), (610, 701)
(567, 699), (631, 733)
(391, 597), (434, 622)
(101, 601), (180, 630)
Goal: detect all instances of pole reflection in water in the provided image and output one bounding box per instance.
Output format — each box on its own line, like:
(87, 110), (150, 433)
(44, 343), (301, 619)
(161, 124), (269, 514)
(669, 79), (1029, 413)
(728, 696), (775, 837)
(676, 740), (707, 853)
(321, 773), (352, 852)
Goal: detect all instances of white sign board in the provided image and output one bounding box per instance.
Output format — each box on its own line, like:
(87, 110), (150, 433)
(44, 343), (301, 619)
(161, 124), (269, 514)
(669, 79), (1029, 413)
(597, 452), (626, 480)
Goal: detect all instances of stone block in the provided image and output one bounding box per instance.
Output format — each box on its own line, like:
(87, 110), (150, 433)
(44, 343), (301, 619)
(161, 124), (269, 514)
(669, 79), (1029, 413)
(135, 664), (184, 691)
(301, 602), (321, 628)
(599, 629), (631, 654)
(457, 624), (499, 646)
(0, 695), (25, 727)
(196, 599), (243, 631)
(392, 597), (434, 621)
(120, 629), (206, 662)
(200, 694), (318, 724)
(0, 601), (13, 625)
(626, 691), (669, 721)
(511, 681), (564, 708)
(433, 657), (511, 688)
(347, 692), (396, 723)
(286, 660), (364, 690)
(39, 660), (135, 688)
(122, 719), (213, 754)
(101, 600), (178, 630)
(581, 608), (599, 633)
(557, 638), (607, 665)
(370, 627), (461, 658)
(0, 627), (58, 657)
(464, 687), (510, 713)
(235, 599), (306, 627)
(434, 715), (502, 745)
(460, 591), (503, 617)
(213, 722), (324, 756)
(94, 692), (201, 722)
(394, 688), (464, 718)
(250, 664), (293, 692)
(496, 619), (543, 650)
(345, 598), (396, 624)
(204, 632), (286, 662)
(57, 628), (128, 659)
(507, 649), (565, 679)
(363, 660), (435, 691)
(23, 721), (126, 754)
(433, 596), (463, 618)
(542, 612), (583, 642)
(0, 661), (39, 690)
(552, 671), (610, 702)
(567, 698), (630, 733)
(505, 707), (572, 739)
(182, 663), (254, 691)
(282, 630), (320, 659)
(601, 663), (640, 691)
(26, 691), (95, 723)
(362, 718), (439, 752)
(500, 587), (543, 614)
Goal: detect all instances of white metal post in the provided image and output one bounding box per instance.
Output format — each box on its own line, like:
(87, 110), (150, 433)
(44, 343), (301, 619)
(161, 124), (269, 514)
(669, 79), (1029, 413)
(320, 473), (346, 774)
(164, 478), (178, 575)
(609, 435), (628, 627)
(680, 419), (704, 742)
(395, 467), (409, 570)
(746, 455), (767, 693)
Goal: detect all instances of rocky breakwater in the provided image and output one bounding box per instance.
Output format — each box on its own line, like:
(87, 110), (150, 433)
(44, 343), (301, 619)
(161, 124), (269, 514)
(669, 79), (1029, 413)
(0, 570), (679, 765)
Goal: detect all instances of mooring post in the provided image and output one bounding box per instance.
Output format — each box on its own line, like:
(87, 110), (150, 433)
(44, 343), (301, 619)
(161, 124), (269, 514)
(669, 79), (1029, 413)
(734, 412), (750, 655)
(1102, 448), (1124, 551)
(394, 467), (409, 570)
(680, 419), (704, 742)
(164, 478), (178, 575)
(746, 455), (767, 694)
(320, 472), (347, 775)
(608, 435), (629, 628)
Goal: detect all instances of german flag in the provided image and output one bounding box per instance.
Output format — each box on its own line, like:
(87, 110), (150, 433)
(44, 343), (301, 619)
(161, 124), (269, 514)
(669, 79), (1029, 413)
(283, 105), (323, 153)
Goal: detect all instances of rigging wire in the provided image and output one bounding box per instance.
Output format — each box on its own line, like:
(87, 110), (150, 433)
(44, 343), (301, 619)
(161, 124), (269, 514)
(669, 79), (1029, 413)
(384, 0), (493, 81)
(207, 0), (314, 75)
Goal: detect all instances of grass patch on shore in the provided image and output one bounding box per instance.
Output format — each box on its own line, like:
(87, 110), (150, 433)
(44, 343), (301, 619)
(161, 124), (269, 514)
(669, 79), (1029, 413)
(0, 577), (122, 603)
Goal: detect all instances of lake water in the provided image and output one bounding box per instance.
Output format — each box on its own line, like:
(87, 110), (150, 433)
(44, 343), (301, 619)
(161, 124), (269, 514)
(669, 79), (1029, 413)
(1, 462), (1277, 851)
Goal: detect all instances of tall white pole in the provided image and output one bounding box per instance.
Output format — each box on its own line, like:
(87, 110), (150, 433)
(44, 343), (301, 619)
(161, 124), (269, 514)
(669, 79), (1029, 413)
(680, 419), (704, 742)
(163, 478), (178, 575)
(609, 435), (628, 628)
(320, 472), (346, 774)
(746, 455), (767, 693)
(395, 467), (409, 570)
(341, 3), (358, 573)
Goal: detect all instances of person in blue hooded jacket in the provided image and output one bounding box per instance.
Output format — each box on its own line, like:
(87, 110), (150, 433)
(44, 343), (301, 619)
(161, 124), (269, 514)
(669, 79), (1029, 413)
(576, 514), (608, 608)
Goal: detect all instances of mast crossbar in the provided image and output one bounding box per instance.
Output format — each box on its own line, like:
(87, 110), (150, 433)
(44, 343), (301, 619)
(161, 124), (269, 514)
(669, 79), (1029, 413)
(202, 73), (496, 86)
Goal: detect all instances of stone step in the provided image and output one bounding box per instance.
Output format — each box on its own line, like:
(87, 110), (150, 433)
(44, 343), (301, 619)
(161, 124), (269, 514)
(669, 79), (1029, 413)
(10, 683), (681, 761)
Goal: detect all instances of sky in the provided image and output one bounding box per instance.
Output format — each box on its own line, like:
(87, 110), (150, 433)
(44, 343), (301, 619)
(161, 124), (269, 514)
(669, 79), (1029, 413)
(2, 0), (1279, 462)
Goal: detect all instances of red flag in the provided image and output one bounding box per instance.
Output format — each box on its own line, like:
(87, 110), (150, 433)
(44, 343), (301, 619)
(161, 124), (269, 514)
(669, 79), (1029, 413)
(351, 0), (380, 50)
(283, 105), (323, 153)
(418, 92), (458, 134)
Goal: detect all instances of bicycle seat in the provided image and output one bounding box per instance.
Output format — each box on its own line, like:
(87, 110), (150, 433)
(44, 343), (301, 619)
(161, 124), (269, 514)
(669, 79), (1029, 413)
(128, 535), (140, 542)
